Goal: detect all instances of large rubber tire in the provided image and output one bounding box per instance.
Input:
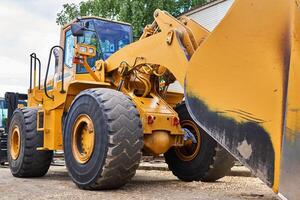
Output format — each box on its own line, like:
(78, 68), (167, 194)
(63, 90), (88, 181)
(64, 88), (143, 190)
(8, 108), (53, 177)
(164, 103), (235, 182)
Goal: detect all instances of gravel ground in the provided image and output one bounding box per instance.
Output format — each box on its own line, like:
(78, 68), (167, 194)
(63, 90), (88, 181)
(0, 166), (278, 200)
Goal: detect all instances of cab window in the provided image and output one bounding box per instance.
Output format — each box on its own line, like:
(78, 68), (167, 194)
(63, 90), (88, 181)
(94, 19), (132, 60)
(64, 29), (75, 68)
(75, 19), (133, 73)
(76, 21), (102, 73)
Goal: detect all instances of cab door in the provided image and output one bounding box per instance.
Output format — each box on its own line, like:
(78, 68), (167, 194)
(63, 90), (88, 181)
(53, 27), (76, 89)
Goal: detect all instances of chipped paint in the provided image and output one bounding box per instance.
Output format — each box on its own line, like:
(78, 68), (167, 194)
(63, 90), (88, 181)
(237, 140), (252, 160)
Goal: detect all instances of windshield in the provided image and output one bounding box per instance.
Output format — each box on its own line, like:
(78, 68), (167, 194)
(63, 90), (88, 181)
(0, 99), (7, 128)
(94, 19), (132, 60)
(76, 19), (133, 73)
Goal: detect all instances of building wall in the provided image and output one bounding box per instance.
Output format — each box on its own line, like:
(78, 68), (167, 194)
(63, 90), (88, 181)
(185, 0), (234, 31)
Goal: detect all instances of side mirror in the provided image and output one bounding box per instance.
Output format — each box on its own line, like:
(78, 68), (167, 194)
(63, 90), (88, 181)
(71, 23), (85, 36)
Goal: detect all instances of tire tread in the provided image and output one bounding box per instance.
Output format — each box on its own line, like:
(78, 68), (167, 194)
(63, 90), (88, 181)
(72, 88), (143, 190)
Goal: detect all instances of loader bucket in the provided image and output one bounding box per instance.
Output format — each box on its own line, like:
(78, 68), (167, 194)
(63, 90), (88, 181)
(185, 0), (300, 197)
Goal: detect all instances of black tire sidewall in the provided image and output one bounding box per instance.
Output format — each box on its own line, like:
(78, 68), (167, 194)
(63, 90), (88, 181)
(8, 109), (27, 175)
(64, 93), (108, 187)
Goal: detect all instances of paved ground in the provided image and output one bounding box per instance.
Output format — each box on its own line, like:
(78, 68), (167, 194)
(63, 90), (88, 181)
(0, 165), (278, 200)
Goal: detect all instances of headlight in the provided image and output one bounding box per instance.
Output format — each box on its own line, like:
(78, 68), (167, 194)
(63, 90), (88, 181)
(79, 46), (87, 53)
(88, 48), (94, 54)
(75, 44), (96, 57)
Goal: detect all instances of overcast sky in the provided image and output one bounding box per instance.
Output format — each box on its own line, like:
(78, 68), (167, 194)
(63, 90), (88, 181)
(0, 0), (83, 97)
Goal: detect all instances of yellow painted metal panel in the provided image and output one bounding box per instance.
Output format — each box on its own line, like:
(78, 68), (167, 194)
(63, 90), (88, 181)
(185, 0), (296, 192)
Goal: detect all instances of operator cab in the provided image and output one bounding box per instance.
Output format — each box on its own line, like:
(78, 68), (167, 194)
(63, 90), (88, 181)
(64, 17), (133, 74)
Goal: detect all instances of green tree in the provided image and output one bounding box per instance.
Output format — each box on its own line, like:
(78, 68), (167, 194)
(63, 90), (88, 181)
(56, 0), (209, 37)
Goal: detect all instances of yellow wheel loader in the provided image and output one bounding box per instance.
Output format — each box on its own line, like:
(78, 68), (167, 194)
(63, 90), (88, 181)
(7, 0), (300, 199)
(8, 11), (234, 189)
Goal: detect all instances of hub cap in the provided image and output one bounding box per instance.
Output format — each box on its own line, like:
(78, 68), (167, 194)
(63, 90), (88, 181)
(10, 125), (21, 160)
(175, 120), (201, 161)
(72, 114), (95, 164)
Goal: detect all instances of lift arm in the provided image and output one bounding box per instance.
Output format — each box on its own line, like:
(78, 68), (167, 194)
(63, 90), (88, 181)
(105, 9), (209, 85)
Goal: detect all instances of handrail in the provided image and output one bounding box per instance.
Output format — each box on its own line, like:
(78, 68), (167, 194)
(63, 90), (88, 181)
(44, 46), (65, 100)
(29, 53), (41, 91)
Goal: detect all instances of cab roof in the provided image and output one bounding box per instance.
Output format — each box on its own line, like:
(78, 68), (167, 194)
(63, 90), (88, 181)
(63, 16), (132, 29)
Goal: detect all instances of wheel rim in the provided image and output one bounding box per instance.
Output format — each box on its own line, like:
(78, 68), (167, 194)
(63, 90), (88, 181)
(72, 114), (95, 164)
(175, 120), (201, 161)
(10, 125), (21, 160)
